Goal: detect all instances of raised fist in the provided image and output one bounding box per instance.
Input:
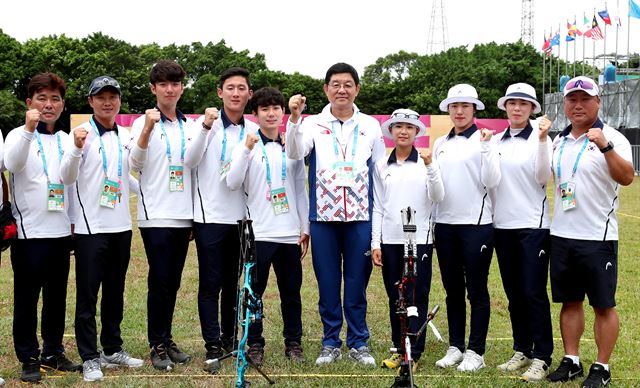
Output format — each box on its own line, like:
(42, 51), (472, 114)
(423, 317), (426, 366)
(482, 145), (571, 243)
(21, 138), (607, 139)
(479, 128), (493, 142)
(203, 107), (219, 129)
(74, 127), (89, 149)
(143, 108), (161, 132)
(288, 94), (306, 123)
(538, 114), (552, 142)
(419, 149), (433, 166)
(245, 132), (259, 151)
(25, 109), (41, 133)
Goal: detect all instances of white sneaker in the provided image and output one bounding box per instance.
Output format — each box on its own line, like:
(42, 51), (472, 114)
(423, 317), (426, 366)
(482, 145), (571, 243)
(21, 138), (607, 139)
(521, 358), (550, 381)
(82, 358), (103, 382)
(457, 350), (485, 372)
(348, 346), (376, 367)
(435, 346), (464, 368)
(0, 376), (5, 386)
(315, 346), (342, 365)
(497, 351), (532, 371)
(100, 349), (144, 368)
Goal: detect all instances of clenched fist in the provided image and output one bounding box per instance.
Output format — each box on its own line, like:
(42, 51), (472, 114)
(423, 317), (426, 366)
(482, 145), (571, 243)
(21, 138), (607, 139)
(203, 107), (219, 129)
(25, 109), (41, 133)
(586, 127), (607, 149)
(74, 127), (89, 149)
(288, 94), (306, 123)
(479, 128), (493, 142)
(419, 149), (433, 166)
(538, 114), (552, 142)
(245, 132), (259, 151)
(143, 108), (161, 133)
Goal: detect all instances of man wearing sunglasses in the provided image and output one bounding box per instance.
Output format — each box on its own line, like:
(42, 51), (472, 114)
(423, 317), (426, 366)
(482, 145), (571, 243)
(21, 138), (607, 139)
(547, 76), (634, 388)
(287, 63), (386, 367)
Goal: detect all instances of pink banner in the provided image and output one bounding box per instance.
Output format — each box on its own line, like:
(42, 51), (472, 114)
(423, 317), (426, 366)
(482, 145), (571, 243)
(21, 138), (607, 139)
(115, 114), (509, 149)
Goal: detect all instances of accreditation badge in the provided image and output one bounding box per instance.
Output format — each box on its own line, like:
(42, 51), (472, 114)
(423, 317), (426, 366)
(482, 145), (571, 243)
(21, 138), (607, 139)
(219, 159), (232, 181)
(333, 161), (356, 187)
(99, 178), (120, 209)
(560, 181), (577, 211)
(270, 187), (290, 215)
(47, 183), (64, 211)
(169, 165), (184, 192)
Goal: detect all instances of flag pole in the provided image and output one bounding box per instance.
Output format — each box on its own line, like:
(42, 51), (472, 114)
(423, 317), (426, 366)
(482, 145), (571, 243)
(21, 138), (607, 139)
(574, 15), (577, 77)
(627, 11), (631, 71)
(603, 4), (608, 72)
(557, 23), (561, 90)
(582, 12), (587, 75)
(593, 9), (597, 79)
(615, 0), (620, 68)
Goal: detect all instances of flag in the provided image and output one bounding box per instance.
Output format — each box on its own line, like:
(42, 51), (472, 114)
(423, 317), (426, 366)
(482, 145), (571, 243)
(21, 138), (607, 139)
(542, 35), (551, 52)
(583, 15), (591, 29)
(567, 19), (582, 36)
(615, 15), (623, 26)
(630, 0), (640, 18)
(550, 32), (561, 47)
(598, 9), (612, 25)
(584, 16), (605, 40)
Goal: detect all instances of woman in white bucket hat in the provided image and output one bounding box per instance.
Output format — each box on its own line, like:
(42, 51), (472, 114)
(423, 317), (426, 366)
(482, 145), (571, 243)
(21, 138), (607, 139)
(432, 84), (501, 372)
(492, 83), (554, 381)
(371, 109), (443, 372)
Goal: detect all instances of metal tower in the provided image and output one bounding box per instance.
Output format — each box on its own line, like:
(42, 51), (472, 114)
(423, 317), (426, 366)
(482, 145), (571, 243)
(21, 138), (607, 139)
(426, 0), (449, 55)
(521, 0), (535, 45)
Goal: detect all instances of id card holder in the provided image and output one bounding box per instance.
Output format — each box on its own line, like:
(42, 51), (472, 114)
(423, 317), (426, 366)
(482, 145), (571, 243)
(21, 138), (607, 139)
(169, 165), (184, 192)
(99, 178), (120, 209)
(219, 159), (232, 181)
(333, 161), (355, 187)
(47, 183), (64, 211)
(560, 181), (577, 211)
(270, 187), (290, 215)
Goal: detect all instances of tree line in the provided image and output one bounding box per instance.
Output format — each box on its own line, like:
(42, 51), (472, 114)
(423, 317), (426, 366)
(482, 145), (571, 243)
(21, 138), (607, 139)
(2, 29), (618, 132)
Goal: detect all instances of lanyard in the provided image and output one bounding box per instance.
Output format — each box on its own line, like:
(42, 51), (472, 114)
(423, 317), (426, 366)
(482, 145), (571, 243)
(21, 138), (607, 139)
(257, 132), (286, 188)
(159, 118), (185, 164)
(34, 130), (64, 183)
(557, 136), (589, 183)
(331, 122), (359, 161)
(89, 118), (123, 179)
(220, 124), (245, 162)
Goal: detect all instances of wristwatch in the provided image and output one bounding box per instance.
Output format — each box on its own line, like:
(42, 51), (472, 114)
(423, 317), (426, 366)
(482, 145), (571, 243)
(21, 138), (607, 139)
(599, 141), (614, 154)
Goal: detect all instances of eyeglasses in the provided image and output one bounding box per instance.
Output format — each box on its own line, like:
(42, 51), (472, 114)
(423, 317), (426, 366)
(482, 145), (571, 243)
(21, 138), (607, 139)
(565, 79), (595, 91)
(392, 112), (420, 120)
(328, 81), (355, 90)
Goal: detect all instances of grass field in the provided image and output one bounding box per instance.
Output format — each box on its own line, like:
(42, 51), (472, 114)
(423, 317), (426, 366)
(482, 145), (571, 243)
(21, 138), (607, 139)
(0, 178), (638, 387)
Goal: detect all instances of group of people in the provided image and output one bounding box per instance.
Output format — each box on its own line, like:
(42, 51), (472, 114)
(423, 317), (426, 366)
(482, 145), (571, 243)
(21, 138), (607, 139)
(0, 59), (633, 388)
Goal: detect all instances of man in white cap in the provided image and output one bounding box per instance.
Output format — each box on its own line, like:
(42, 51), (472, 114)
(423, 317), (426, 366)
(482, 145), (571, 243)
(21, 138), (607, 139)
(372, 108), (443, 372)
(492, 83), (554, 381)
(432, 84), (500, 372)
(547, 76), (634, 387)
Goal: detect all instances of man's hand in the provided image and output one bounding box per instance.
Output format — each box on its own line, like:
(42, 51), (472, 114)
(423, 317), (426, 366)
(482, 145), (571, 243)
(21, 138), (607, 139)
(298, 233), (310, 260)
(143, 108), (161, 133)
(538, 114), (552, 142)
(479, 128), (493, 142)
(586, 127), (607, 149)
(372, 249), (382, 267)
(288, 94), (306, 123)
(25, 109), (41, 133)
(419, 149), (432, 166)
(203, 107), (219, 129)
(74, 127), (88, 148)
(245, 132), (259, 150)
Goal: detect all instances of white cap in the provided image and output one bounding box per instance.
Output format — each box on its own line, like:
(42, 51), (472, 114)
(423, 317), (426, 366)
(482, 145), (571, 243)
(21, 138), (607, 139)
(563, 75), (600, 97)
(439, 83), (485, 112)
(381, 108), (426, 139)
(497, 83), (541, 114)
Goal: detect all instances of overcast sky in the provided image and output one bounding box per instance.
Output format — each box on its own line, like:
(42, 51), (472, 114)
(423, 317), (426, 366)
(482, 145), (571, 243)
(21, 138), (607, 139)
(2, 0), (639, 79)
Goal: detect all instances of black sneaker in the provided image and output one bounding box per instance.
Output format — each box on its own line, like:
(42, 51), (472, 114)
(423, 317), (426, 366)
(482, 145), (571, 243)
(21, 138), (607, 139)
(41, 353), (82, 373)
(205, 345), (225, 361)
(166, 340), (191, 364)
(285, 342), (305, 363)
(582, 364), (611, 387)
(547, 356), (584, 382)
(247, 344), (264, 367)
(21, 358), (42, 383)
(150, 343), (175, 371)
(221, 336), (235, 353)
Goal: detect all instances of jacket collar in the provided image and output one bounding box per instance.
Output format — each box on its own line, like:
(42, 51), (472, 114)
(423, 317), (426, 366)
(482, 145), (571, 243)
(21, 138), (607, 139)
(501, 122), (533, 140)
(387, 146), (419, 164)
(446, 124), (477, 139)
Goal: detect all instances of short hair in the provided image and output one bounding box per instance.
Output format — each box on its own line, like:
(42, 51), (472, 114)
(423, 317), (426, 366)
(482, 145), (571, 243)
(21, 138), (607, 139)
(219, 67), (251, 89)
(250, 87), (285, 113)
(324, 63), (360, 85)
(150, 60), (186, 84)
(28, 72), (66, 99)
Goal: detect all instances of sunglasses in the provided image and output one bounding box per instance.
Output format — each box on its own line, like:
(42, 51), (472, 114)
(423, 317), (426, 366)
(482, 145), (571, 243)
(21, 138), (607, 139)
(566, 79), (595, 91)
(392, 112), (420, 120)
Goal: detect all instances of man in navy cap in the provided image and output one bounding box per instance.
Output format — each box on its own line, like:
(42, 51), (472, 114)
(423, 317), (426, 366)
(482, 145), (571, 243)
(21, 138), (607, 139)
(60, 75), (144, 381)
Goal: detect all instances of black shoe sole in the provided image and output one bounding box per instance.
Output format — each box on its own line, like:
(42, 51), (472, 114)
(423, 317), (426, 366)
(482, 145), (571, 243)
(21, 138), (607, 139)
(547, 372), (584, 382)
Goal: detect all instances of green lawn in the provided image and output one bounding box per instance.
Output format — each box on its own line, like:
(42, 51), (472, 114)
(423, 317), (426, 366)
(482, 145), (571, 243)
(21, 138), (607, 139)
(0, 178), (638, 387)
